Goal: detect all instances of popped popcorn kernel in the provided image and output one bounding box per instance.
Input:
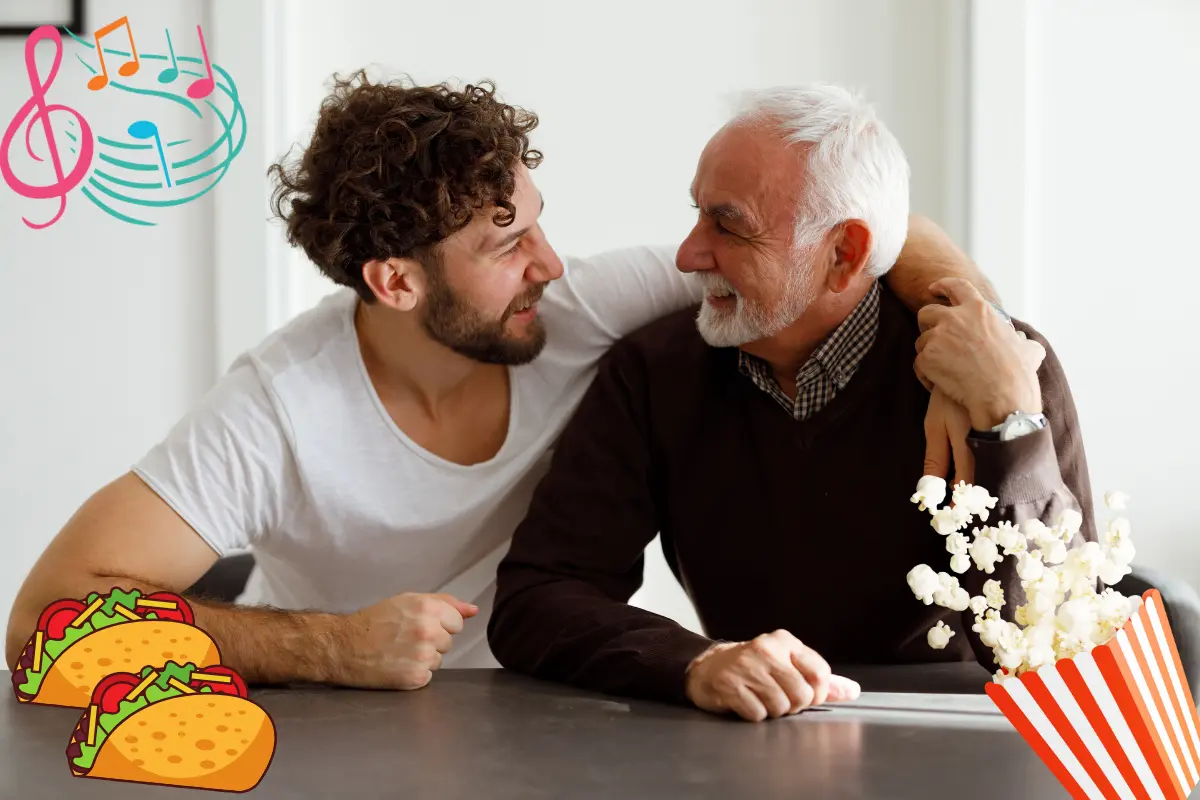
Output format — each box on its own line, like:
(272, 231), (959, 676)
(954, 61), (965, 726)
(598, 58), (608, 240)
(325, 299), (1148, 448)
(946, 531), (969, 556)
(949, 553), (972, 574)
(1020, 518), (1051, 543)
(907, 565), (939, 605)
(1104, 490), (1130, 511)
(983, 579), (1006, 610)
(994, 521), (1026, 556)
(1105, 517), (1131, 545)
(911, 475), (947, 512)
(931, 507), (960, 536)
(969, 535), (1004, 574)
(953, 483), (999, 521)
(1057, 508), (1084, 536)
(1098, 559), (1131, 587)
(1016, 550), (1045, 582)
(1041, 539), (1068, 566)
(927, 620), (955, 650)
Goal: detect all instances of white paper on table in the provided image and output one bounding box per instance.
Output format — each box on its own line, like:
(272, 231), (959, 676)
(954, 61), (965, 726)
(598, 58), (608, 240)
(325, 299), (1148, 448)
(824, 692), (1002, 715)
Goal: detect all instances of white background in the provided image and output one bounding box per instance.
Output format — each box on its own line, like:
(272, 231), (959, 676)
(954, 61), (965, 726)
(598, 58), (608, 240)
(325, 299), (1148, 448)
(0, 0), (1196, 639)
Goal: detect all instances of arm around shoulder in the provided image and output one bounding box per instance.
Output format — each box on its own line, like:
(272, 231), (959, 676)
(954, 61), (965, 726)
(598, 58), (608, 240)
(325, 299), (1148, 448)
(885, 214), (1002, 312)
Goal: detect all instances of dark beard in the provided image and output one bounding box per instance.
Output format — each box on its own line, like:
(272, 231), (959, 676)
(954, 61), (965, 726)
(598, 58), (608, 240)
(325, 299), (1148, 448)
(420, 274), (548, 366)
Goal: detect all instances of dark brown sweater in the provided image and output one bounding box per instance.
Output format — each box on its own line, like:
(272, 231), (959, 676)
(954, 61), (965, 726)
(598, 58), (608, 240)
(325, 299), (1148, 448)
(488, 283), (1096, 706)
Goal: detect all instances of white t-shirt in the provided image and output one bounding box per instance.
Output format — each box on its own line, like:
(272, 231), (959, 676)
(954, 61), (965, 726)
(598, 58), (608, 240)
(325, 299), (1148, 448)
(133, 245), (702, 668)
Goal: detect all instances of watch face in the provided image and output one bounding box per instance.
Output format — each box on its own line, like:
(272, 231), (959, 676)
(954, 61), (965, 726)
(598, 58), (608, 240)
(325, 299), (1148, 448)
(1002, 418), (1038, 441)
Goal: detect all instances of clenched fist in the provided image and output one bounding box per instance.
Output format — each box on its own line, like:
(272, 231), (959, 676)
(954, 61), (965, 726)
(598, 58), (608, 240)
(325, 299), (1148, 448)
(337, 592), (478, 690)
(684, 630), (861, 722)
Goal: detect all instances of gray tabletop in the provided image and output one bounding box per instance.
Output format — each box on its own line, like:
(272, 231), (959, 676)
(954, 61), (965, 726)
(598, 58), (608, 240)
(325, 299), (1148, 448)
(3, 664), (1081, 799)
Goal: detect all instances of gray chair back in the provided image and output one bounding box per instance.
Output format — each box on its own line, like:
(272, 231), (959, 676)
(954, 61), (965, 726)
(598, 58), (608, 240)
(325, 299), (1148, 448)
(186, 552), (255, 604)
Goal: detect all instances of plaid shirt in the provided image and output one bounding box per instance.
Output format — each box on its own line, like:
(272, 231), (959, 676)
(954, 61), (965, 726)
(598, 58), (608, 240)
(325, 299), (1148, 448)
(737, 281), (881, 420)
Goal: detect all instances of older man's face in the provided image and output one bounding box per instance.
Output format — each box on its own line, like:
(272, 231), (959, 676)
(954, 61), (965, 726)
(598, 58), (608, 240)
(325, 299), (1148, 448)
(677, 123), (818, 348)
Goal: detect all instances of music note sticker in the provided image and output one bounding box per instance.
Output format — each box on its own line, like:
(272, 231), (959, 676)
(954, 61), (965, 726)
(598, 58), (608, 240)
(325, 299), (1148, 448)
(2, 26), (94, 229)
(128, 120), (172, 188)
(88, 17), (140, 91)
(187, 25), (215, 100)
(158, 29), (179, 84)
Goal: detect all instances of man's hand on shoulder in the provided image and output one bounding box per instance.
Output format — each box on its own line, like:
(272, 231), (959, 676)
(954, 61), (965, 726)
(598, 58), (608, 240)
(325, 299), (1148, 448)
(337, 593), (479, 690)
(914, 278), (1046, 431)
(683, 630), (860, 722)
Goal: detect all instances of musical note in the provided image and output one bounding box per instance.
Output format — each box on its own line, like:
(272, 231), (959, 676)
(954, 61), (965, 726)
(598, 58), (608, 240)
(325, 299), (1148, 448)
(187, 25), (215, 100)
(1, 26), (95, 229)
(88, 16), (140, 91)
(127, 120), (172, 188)
(158, 29), (179, 84)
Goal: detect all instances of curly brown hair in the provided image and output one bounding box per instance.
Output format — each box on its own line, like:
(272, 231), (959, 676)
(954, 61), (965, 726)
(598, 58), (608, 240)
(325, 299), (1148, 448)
(268, 70), (543, 302)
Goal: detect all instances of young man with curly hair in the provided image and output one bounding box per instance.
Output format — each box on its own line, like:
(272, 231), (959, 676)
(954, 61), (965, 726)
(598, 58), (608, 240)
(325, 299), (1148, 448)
(6, 72), (1002, 691)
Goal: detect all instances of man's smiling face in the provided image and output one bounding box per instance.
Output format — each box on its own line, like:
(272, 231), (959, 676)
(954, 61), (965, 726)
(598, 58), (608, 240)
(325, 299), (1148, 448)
(675, 122), (821, 348)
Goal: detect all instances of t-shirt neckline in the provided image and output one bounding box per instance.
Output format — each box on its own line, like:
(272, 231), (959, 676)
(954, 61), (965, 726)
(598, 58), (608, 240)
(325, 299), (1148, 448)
(345, 296), (521, 472)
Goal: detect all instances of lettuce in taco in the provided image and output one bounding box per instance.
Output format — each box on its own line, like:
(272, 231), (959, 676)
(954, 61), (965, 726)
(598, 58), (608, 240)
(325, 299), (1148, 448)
(11, 587), (220, 708)
(66, 661), (274, 793)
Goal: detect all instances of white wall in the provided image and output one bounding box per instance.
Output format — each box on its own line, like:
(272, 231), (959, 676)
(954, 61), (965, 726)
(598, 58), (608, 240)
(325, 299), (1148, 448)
(0, 0), (215, 625)
(1019, 1), (1200, 589)
(264, 0), (966, 632)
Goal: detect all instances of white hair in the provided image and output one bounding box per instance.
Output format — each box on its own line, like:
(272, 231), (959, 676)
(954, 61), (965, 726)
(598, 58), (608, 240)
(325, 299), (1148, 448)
(731, 84), (911, 277)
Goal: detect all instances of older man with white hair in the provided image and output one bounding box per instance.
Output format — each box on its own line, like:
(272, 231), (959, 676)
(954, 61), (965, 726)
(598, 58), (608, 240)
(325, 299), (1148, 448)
(487, 84), (1096, 721)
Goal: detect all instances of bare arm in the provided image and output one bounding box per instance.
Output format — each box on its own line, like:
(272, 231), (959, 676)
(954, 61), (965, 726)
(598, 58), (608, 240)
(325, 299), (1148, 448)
(5, 473), (345, 684)
(883, 214), (1002, 312)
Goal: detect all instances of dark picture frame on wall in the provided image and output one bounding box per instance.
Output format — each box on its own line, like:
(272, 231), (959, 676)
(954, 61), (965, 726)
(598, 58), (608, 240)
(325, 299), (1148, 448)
(0, 0), (84, 37)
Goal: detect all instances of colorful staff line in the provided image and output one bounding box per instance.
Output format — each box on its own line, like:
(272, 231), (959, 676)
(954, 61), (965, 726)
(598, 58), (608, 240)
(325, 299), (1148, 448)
(56, 27), (246, 226)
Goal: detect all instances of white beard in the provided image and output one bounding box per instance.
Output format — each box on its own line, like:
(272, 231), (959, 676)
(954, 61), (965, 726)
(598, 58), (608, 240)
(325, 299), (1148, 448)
(693, 262), (814, 348)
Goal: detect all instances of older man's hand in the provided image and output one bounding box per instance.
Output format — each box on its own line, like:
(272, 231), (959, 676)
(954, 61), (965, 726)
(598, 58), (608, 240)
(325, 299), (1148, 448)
(922, 388), (975, 484)
(684, 630), (860, 722)
(915, 278), (1044, 431)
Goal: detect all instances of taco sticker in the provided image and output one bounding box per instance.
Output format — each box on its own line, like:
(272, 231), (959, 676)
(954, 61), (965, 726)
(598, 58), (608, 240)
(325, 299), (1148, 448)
(66, 661), (275, 792)
(11, 588), (220, 708)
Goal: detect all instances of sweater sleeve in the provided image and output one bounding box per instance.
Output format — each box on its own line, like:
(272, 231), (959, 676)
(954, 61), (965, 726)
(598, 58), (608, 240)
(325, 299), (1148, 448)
(487, 340), (714, 705)
(960, 323), (1097, 668)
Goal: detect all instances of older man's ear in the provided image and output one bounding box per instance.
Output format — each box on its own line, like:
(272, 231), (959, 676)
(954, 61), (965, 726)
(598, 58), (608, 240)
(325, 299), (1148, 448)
(884, 214), (1002, 313)
(826, 219), (873, 293)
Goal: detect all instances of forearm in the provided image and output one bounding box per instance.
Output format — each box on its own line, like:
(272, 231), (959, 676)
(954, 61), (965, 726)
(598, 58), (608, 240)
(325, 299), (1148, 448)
(187, 598), (344, 685)
(887, 214), (1001, 311)
(488, 570), (713, 705)
(7, 572), (346, 685)
(960, 427), (1085, 667)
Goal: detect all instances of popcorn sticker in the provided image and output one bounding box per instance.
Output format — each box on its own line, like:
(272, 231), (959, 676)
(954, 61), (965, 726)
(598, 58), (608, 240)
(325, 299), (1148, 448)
(907, 479), (1200, 799)
(987, 589), (1200, 800)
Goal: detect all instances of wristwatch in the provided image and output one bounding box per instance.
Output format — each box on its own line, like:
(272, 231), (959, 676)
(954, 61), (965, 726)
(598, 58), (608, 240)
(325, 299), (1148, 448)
(989, 301), (1016, 329)
(985, 410), (1048, 441)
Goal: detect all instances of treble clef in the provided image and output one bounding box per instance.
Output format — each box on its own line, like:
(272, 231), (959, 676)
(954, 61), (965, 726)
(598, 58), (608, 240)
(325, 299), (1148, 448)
(0, 25), (95, 229)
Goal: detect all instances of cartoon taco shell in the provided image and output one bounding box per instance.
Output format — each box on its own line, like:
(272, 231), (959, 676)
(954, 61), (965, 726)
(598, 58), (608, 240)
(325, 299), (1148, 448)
(66, 661), (275, 793)
(11, 588), (220, 708)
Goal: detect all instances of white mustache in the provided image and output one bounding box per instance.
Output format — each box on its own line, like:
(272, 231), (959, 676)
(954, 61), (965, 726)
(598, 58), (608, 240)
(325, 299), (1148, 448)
(694, 272), (738, 297)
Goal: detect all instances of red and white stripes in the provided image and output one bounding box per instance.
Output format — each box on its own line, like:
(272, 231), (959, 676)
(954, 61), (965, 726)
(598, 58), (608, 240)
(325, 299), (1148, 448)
(986, 589), (1200, 800)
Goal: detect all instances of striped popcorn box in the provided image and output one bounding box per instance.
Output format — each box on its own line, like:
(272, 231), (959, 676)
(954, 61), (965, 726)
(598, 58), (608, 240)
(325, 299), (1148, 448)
(986, 588), (1200, 800)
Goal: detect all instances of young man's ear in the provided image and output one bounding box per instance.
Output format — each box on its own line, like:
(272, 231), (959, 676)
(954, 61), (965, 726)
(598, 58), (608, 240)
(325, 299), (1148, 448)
(826, 219), (872, 293)
(362, 257), (425, 312)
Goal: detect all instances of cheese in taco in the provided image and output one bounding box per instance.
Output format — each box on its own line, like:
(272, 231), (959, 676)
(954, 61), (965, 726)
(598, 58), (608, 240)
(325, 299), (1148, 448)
(11, 588), (220, 708)
(66, 661), (275, 792)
